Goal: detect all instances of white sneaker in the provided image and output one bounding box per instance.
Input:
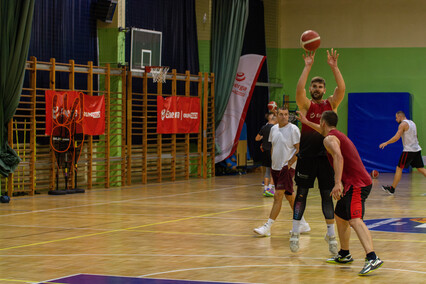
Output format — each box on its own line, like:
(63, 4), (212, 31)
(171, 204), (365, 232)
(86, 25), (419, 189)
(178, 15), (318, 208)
(325, 235), (338, 255)
(290, 232), (300, 252)
(289, 222), (311, 234)
(300, 222), (311, 233)
(253, 224), (271, 237)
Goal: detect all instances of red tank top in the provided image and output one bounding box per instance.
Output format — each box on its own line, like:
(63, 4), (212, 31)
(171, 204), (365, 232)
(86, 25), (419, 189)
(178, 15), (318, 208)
(300, 100), (332, 157)
(326, 129), (372, 194)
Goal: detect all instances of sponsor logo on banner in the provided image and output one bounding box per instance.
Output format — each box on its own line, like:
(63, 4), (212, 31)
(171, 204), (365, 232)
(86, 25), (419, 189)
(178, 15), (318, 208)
(45, 90), (105, 136)
(215, 54), (266, 163)
(364, 217), (426, 234)
(157, 96), (200, 134)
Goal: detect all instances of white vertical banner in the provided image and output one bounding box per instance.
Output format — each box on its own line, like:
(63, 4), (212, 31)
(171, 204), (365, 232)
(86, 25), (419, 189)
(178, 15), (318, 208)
(215, 54), (266, 163)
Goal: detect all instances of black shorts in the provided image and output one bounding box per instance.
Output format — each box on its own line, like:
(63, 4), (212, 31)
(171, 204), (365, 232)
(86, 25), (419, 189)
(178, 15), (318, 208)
(334, 184), (372, 221)
(262, 149), (272, 167)
(295, 156), (334, 189)
(398, 151), (424, 169)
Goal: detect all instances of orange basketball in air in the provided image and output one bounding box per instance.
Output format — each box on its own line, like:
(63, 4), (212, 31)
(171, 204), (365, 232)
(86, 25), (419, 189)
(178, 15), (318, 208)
(300, 30), (321, 52)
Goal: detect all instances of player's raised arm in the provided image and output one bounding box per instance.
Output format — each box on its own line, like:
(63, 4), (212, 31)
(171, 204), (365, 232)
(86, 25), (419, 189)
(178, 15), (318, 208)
(296, 52), (315, 112)
(379, 121), (408, 149)
(326, 48), (346, 110)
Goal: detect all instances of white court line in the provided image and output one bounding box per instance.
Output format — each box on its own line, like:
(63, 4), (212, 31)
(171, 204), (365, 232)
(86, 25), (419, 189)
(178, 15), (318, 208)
(0, 183), (260, 218)
(1, 253), (425, 264)
(138, 264), (426, 278)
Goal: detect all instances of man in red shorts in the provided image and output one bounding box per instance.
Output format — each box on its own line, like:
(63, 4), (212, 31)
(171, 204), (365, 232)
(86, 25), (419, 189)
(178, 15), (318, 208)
(253, 107), (309, 237)
(297, 110), (383, 276)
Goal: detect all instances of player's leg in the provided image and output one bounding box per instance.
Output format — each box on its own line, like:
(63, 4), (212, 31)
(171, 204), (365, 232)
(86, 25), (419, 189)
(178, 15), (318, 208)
(317, 157), (337, 254)
(412, 150), (426, 177)
(254, 169), (282, 236)
(285, 168), (310, 234)
(383, 151), (408, 194)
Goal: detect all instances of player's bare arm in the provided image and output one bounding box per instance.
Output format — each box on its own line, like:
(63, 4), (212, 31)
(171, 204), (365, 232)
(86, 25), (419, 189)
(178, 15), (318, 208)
(326, 48), (346, 110)
(323, 135), (343, 200)
(288, 143), (299, 168)
(255, 134), (263, 141)
(296, 111), (322, 134)
(379, 121), (408, 149)
(296, 51), (315, 113)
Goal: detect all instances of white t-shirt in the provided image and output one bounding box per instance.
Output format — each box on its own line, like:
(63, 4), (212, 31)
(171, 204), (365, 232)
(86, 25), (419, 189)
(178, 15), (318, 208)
(401, 119), (422, 152)
(268, 123), (300, 171)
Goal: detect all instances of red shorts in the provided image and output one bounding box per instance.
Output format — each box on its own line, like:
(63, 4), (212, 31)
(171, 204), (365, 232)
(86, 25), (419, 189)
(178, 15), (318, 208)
(334, 184), (372, 220)
(271, 166), (295, 194)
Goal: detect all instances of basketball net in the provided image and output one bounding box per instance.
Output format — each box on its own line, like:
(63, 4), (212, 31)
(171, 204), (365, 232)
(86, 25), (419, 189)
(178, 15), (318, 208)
(145, 66), (169, 83)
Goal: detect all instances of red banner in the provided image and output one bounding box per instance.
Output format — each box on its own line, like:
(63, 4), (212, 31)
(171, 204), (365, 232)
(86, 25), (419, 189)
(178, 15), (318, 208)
(157, 96), (200, 133)
(45, 90), (105, 136)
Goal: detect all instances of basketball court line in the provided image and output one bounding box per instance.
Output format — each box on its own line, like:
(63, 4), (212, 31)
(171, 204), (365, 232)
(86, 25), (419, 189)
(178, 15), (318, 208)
(138, 264), (426, 278)
(0, 183), (262, 218)
(0, 199), (276, 252)
(2, 253), (425, 264)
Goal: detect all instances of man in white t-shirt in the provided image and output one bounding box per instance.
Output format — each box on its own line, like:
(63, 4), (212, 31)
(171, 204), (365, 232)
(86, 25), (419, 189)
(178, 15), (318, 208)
(379, 111), (426, 194)
(254, 107), (310, 237)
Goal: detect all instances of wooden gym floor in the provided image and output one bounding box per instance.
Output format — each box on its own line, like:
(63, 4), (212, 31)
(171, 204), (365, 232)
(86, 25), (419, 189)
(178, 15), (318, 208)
(0, 171), (425, 284)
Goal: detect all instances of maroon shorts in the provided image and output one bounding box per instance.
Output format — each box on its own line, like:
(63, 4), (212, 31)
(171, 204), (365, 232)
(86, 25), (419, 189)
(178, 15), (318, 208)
(271, 166), (295, 194)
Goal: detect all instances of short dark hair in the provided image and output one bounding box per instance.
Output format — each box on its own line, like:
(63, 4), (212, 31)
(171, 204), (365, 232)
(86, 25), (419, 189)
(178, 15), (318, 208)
(310, 76), (326, 87)
(396, 110), (405, 116)
(278, 105), (288, 112)
(265, 112), (275, 120)
(321, 111), (338, 127)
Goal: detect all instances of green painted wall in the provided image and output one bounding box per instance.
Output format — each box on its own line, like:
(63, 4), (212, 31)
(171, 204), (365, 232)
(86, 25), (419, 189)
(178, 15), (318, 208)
(97, 27), (126, 187)
(267, 47), (426, 150)
(198, 40), (211, 73)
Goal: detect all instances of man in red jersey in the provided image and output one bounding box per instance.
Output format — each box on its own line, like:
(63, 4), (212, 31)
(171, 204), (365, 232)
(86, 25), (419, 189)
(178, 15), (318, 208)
(297, 110), (383, 276)
(290, 49), (345, 254)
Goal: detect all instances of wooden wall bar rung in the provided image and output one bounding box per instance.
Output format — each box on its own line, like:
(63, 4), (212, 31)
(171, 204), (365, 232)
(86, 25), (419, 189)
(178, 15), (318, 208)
(4, 58), (215, 197)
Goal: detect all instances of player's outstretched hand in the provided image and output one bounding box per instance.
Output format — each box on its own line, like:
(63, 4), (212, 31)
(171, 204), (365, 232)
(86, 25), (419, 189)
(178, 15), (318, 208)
(327, 48), (339, 68)
(303, 51), (315, 67)
(295, 111), (308, 125)
(379, 142), (387, 149)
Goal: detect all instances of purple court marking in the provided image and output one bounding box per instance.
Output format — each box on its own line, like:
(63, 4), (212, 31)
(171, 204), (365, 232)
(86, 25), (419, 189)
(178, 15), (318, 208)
(39, 274), (246, 284)
(364, 217), (426, 234)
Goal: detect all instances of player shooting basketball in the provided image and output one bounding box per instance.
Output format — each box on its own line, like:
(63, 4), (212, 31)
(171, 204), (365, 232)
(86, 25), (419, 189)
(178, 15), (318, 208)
(290, 49), (345, 254)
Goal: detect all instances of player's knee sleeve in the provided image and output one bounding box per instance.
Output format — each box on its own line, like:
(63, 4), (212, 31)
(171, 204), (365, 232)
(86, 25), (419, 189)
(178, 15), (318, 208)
(320, 188), (334, 219)
(293, 187), (309, 220)
(264, 167), (271, 178)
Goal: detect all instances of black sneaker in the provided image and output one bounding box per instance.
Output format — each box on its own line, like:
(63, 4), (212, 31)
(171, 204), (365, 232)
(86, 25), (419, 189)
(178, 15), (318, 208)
(358, 257), (384, 275)
(382, 185), (395, 195)
(326, 253), (354, 264)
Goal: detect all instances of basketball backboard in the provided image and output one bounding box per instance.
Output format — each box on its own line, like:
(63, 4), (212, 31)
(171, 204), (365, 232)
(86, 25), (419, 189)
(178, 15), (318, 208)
(130, 28), (162, 73)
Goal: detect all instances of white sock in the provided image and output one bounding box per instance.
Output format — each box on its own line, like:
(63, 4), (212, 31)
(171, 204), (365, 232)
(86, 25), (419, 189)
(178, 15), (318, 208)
(264, 185), (269, 190)
(269, 184), (274, 188)
(327, 224), (335, 236)
(301, 216), (308, 225)
(292, 219), (301, 233)
(266, 218), (275, 227)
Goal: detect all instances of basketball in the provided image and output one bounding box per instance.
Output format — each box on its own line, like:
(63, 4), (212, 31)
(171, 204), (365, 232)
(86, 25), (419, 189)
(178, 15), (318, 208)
(371, 170), (379, 179)
(267, 101), (278, 112)
(300, 30), (321, 52)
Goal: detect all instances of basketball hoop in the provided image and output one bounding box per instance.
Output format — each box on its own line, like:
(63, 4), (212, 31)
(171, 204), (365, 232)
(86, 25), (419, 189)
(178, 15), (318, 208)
(145, 66), (169, 83)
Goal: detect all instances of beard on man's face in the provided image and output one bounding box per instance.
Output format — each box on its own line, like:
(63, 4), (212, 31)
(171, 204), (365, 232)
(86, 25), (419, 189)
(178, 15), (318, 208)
(310, 91), (324, 100)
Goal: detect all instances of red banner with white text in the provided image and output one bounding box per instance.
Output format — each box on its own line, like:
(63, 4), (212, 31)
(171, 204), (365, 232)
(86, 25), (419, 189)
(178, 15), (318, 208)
(157, 96), (200, 133)
(45, 90), (105, 136)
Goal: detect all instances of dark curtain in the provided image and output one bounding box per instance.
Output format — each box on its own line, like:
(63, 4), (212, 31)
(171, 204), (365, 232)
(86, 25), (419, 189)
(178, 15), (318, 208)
(241, 0), (269, 163)
(28, 0), (98, 90)
(125, 0), (200, 145)
(125, 0), (199, 76)
(211, 0), (249, 128)
(0, 0), (35, 177)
